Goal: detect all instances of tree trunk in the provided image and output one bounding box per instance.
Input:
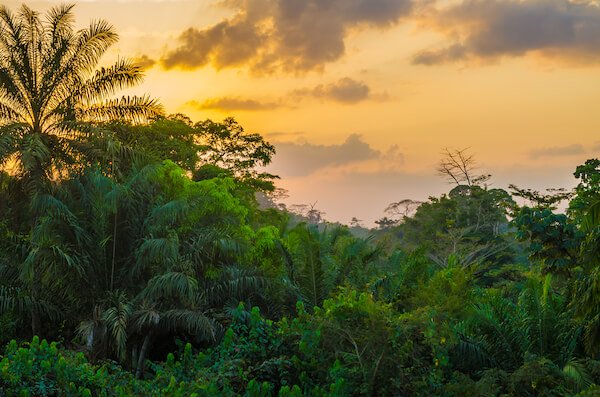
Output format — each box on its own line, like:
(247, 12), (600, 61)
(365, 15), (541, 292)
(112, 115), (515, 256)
(30, 209), (42, 337)
(110, 208), (117, 291)
(135, 332), (152, 379)
(31, 276), (41, 337)
(110, 156), (118, 291)
(131, 344), (138, 373)
(31, 307), (40, 337)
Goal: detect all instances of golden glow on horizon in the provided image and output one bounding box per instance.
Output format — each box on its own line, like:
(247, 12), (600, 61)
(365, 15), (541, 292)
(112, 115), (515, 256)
(4, 0), (598, 224)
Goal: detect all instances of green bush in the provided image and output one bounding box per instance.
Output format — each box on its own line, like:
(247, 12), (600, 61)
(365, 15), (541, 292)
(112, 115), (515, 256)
(0, 337), (141, 396)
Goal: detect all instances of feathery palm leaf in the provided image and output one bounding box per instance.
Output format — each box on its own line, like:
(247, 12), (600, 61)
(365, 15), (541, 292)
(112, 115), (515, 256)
(0, 3), (162, 182)
(101, 290), (131, 360)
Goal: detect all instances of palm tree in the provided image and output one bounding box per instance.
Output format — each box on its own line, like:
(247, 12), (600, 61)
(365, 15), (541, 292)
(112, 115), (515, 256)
(71, 162), (266, 369)
(0, 4), (161, 336)
(452, 276), (590, 392)
(282, 224), (347, 308)
(0, 3), (162, 188)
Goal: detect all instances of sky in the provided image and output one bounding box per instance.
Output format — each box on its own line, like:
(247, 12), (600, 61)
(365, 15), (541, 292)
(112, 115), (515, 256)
(6, 0), (600, 225)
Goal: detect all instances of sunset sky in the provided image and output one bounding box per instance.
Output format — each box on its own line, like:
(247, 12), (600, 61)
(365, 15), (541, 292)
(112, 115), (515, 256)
(8, 0), (600, 225)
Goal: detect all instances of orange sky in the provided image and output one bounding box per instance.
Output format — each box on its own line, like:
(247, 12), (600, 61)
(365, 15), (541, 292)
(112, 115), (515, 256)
(7, 0), (600, 225)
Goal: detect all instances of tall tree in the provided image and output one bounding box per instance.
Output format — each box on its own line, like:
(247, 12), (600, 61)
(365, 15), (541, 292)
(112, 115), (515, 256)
(437, 148), (490, 187)
(193, 118), (277, 191)
(0, 3), (161, 189)
(0, 4), (161, 336)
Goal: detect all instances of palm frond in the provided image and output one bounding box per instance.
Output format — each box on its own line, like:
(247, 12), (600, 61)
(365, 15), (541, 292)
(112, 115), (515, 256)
(101, 290), (131, 360)
(0, 4), (161, 184)
(134, 236), (180, 274)
(562, 358), (593, 392)
(74, 58), (144, 104)
(202, 266), (266, 306)
(581, 199), (600, 233)
(0, 285), (27, 314)
(160, 309), (217, 342)
(139, 271), (199, 303)
(78, 95), (163, 123)
(69, 19), (118, 74)
(130, 303), (160, 333)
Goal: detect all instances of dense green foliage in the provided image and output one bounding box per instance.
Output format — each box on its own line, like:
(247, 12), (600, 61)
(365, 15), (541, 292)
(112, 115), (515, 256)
(1, 4), (600, 396)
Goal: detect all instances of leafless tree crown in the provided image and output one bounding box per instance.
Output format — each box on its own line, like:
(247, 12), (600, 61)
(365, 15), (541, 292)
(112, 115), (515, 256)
(437, 148), (490, 186)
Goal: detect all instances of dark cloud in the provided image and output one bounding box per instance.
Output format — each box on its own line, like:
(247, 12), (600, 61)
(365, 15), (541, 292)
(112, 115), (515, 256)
(160, 0), (414, 73)
(413, 0), (600, 65)
(264, 131), (305, 139)
(294, 78), (371, 103)
(194, 77), (382, 111)
(268, 134), (381, 176)
(530, 144), (584, 159)
(188, 97), (281, 111)
(412, 44), (468, 66)
(161, 17), (267, 70)
(133, 55), (157, 69)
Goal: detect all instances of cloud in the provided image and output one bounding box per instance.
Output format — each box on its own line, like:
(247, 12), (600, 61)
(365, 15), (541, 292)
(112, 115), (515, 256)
(161, 17), (267, 70)
(268, 134), (382, 176)
(188, 97), (282, 111)
(160, 0), (414, 73)
(66, 1), (194, 2)
(381, 144), (405, 164)
(264, 131), (305, 139)
(530, 144), (584, 159)
(293, 78), (371, 104)
(192, 77), (385, 111)
(413, 0), (600, 65)
(412, 44), (468, 66)
(133, 54), (157, 69)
